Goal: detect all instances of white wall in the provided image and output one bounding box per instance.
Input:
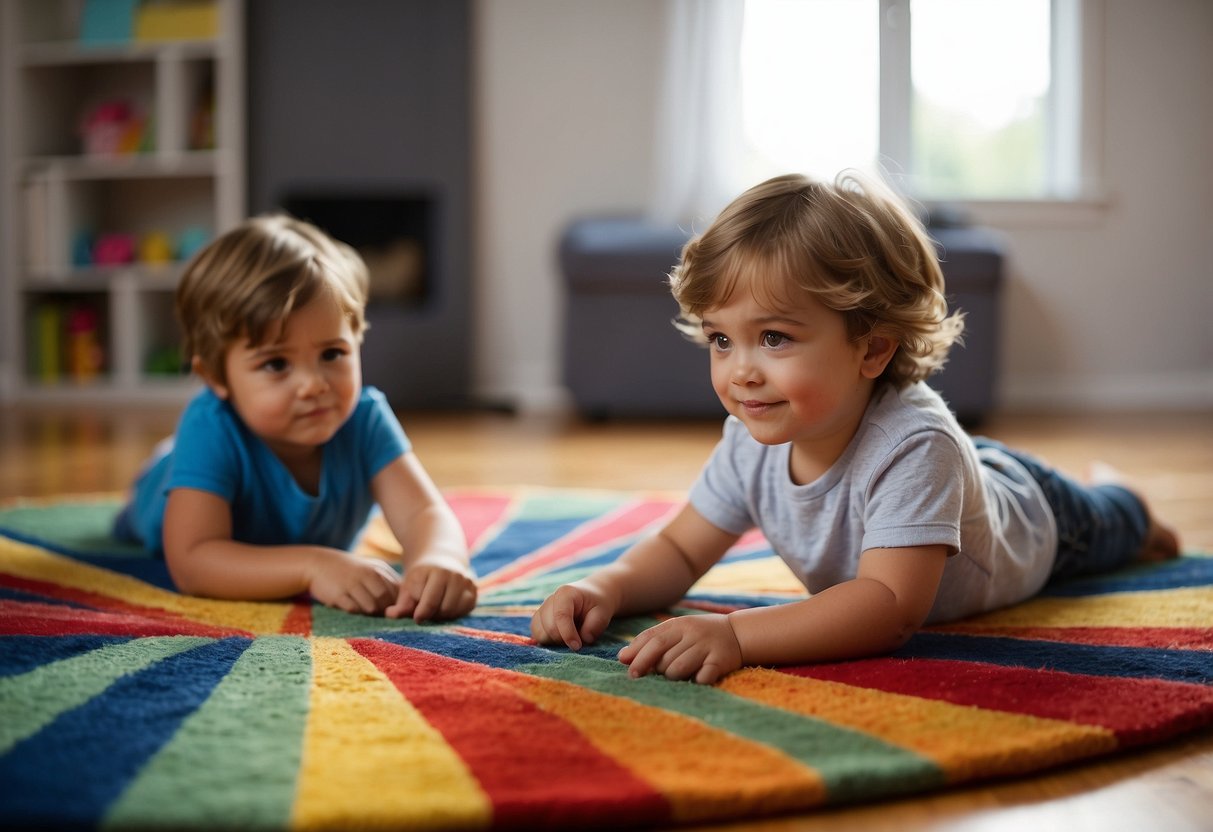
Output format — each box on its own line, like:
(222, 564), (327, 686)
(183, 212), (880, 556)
(473, 0), (665, 411)
(473, 0), (1213, 414)
(990, 0), (1213, 409)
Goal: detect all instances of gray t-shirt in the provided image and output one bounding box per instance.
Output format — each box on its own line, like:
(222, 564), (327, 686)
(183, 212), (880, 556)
(688, 382), (1058, 623)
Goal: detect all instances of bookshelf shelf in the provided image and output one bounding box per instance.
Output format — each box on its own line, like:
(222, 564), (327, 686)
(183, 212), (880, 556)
(1, 0), (244, 403)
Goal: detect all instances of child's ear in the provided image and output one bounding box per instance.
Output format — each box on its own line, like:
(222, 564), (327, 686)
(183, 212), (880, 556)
(860, 334), (898, 379)
(192, 356), (230, 400)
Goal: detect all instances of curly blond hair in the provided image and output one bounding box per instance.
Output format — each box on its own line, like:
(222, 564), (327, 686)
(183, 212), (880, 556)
(669, 171), (964, 388)
(176, 214), (369, 385)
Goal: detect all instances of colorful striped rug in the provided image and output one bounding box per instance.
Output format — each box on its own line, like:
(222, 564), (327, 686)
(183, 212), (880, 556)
(2, 488), (1211, 830)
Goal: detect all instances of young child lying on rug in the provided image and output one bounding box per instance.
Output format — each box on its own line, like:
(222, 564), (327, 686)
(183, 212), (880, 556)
(532, 172), (1179, 683)
(113, 215), (476, 621)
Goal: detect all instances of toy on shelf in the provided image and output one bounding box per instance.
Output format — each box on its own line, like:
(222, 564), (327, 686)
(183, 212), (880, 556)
(92, 233), (137, 265)
(139, 231), (175, 264)
(66, 305), (105, 382)
(176, 226), (210, 261)
(79, 100), (148, 156)
(145, 345), (185, 376)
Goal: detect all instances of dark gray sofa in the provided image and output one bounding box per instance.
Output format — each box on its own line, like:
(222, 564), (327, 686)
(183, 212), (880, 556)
(560, 217), (1003, 425)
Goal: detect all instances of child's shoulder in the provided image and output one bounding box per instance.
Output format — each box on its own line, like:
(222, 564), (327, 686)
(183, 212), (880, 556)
(864, 382), (966, 450)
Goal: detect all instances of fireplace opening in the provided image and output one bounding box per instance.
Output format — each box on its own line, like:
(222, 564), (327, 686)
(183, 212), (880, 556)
(282, 193), (434, 308)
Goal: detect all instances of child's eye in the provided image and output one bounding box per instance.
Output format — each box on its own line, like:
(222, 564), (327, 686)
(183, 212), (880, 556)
(260, 357), (288, 374)
(762, 331), (790, 348)
(321, 347), (347, 362)
(707, 333), (732, 351)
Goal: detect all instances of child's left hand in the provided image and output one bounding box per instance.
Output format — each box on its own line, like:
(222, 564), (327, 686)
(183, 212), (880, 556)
(617, 613), (743, 685)
(386, 558), (478, 622)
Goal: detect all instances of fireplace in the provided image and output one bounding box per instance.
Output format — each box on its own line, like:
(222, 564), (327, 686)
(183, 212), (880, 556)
(246, 0), (472, 409)
(284, 194), (434, 308)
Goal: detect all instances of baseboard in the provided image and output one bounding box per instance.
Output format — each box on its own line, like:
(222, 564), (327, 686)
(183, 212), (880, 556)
(1000, 369), (1213, 411)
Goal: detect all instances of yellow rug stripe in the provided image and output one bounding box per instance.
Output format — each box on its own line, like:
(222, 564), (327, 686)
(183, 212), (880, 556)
(0, 536), (290, 634)
(509, 674), (825, 822)
(292, 637), (492, 831)
(719, 668), (1117, 783)
(689, 557), (809, 596)
(956, 586), (1213, 628)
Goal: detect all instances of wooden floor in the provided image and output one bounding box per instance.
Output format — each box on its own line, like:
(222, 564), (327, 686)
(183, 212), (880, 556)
(1, 403), (1210, 831)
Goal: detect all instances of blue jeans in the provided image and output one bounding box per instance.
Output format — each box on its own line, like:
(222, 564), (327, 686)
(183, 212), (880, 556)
(973, 438), (1149, 582)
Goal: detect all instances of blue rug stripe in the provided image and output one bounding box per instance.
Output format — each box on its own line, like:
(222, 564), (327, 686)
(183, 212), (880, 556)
(0, 585), (96, 610)
(1042, 555), (1213, 597)
(374, 628), (569, 670)
(470, 516), (603, 578)
(75, 556), (176, 590)
(896, 632), (1213, 684)
(0, 637), (251, 826)
(0, 635), (131, 678)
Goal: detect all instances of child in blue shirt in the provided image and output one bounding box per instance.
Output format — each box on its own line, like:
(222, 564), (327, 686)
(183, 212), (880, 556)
(115, 215), (476, 621)
(532, 172), (1178, 682)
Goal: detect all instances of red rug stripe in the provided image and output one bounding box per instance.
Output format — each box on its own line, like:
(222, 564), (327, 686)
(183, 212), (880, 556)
(351, 638), (670, 828)
(278, 600), (312, 635)
(448, 493), (519, 554)
(0, 572), (252, 636)
(481, 498), (679, 588)
(0, 599), (241, 638)
(787, 658), (1213, 746)
(928, 624), (1213, 651)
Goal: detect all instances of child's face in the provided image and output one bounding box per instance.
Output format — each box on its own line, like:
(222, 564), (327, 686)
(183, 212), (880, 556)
(210, 292), (362, 460)
(700, 282), (888, 461)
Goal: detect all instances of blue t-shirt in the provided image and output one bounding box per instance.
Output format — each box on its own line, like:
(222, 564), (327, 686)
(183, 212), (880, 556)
(117, 386), (410, 557)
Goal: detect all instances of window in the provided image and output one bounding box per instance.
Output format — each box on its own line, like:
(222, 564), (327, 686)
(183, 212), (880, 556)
(738, 0), (1095, 203)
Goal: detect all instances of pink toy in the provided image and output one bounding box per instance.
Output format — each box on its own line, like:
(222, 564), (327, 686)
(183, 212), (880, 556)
(93, 233), (136, 265)
(80, 100), (145, 156)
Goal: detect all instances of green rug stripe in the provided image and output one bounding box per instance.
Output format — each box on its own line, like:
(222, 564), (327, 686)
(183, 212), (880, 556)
(514, 492), (631, 521)
(309, 605), (428, 638)
(522, 653), (945, 803)
(103, 636), (313, 830)
(479, 567), (600, 604)
(0, 637), (211, 754)
(0, 501), (141, 557)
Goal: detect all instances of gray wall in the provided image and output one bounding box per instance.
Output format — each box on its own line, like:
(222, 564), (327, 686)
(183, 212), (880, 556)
(246, 0), (472, 408)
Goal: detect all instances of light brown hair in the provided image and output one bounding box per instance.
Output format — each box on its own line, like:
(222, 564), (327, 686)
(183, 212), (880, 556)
(669, 172), (964, 388)
(176, 214), (369, 384)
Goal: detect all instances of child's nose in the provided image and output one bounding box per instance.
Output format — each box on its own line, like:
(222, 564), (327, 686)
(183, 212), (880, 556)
(298, 367), (330, 396)
(730, 353), (761, 385)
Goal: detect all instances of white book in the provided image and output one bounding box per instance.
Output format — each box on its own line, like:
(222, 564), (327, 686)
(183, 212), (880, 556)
(24, 178), (48, 275)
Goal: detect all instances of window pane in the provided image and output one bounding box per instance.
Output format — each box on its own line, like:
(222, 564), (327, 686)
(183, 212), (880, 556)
(740, 0), (880, 183)
(910, 0), (1052, 199)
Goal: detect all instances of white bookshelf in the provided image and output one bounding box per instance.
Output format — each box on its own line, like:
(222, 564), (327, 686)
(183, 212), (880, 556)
(0, 0), (244, 403)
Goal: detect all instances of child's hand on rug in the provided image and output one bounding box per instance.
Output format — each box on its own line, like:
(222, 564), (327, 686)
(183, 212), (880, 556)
(618, 613), (742, 685)
(386, 557), (478, 622)
(309, 551), (403, 615)
(531, 580), (621, 651)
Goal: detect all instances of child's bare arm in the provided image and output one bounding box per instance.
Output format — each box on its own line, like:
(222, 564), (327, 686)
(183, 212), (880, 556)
(530, 504), (739, 650)
(372, 452), (477, 622)
(162, 487), (400, 614)
(620, 544), (949, 683)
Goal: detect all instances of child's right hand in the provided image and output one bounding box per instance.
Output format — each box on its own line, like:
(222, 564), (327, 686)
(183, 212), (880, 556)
(531, 580), (619, 651)
(308, 551), (402, 615)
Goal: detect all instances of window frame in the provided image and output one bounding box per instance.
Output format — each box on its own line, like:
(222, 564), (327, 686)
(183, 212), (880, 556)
(877, 0), (1106, 227)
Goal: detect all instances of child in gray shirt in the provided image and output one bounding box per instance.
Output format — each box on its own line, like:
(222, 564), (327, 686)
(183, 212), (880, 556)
(532, 172), (1178, 684)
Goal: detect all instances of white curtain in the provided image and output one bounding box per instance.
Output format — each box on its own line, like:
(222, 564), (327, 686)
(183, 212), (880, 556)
(647, 0), (747, 228)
